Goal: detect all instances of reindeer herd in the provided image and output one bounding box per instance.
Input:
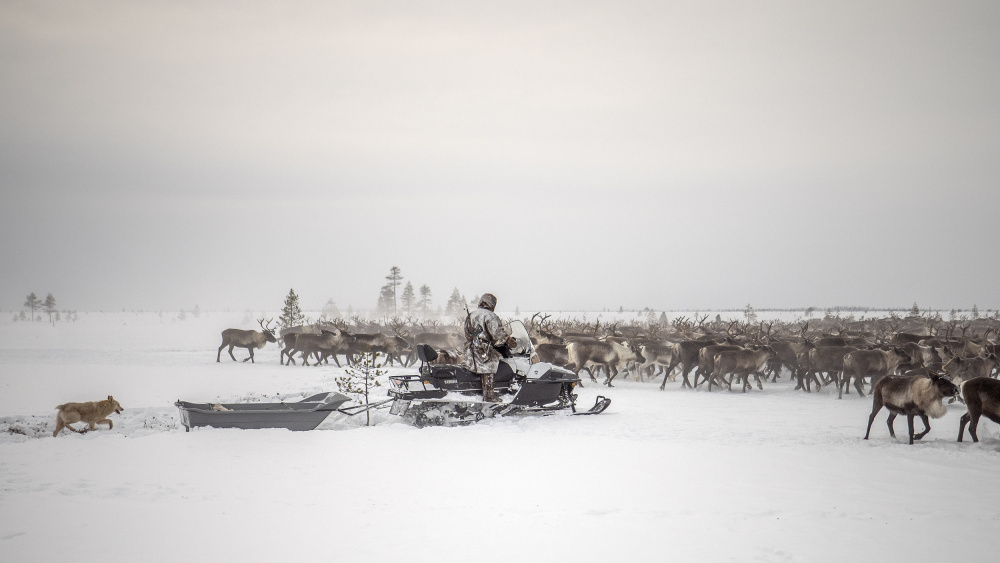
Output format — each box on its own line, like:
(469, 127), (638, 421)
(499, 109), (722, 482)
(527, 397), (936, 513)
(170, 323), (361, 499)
(219, 312), (1000, 443)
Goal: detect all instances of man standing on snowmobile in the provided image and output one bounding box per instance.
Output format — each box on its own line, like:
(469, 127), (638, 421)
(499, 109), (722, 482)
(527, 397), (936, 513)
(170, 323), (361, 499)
(463, 293), (516, 402)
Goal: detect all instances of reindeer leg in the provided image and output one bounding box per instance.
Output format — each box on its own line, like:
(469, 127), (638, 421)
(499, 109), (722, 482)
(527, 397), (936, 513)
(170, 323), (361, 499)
(676, 364), (690, 389)
(906, 414), (915, 445)
(853, 376), (865, 397)
(885, 412), (897, 438)
(245, 347), (254, 363)
(912, 414), (931, 440)
(660, 362), (686, 391)
(228, 345), (238, 362)
(958, 412), (970, 442)
(218, 342), (226, 362)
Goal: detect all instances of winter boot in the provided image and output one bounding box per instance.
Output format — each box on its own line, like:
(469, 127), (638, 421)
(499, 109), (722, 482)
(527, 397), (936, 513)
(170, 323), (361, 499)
(481, 373), (499, 402)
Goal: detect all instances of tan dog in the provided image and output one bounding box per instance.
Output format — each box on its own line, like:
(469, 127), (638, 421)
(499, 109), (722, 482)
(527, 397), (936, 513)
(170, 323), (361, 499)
(53, 395), (124, 437)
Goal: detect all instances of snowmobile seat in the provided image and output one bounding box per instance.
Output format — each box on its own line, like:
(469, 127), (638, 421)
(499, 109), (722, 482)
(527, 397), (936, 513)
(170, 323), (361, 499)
(416, 344), (438, 363)
(494, 361), (515, 383)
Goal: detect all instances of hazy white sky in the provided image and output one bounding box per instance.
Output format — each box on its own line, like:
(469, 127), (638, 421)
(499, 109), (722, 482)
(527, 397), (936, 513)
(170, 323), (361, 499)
(2, 1), (998, 313)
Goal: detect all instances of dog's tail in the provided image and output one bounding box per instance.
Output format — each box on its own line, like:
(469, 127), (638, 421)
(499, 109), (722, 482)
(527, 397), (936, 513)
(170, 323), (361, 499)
(55, 403), (67, 411)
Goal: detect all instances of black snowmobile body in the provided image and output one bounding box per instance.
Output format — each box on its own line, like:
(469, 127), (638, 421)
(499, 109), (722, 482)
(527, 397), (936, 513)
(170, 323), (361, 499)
(387, 321), (611, 427)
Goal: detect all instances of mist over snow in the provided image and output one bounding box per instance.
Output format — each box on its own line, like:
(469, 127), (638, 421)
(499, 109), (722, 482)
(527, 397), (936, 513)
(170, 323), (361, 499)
(2, 1), (1000, 314)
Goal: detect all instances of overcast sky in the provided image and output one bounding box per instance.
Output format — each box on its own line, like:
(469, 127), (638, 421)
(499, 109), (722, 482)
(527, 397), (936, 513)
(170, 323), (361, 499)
(2, 1), (998, 314)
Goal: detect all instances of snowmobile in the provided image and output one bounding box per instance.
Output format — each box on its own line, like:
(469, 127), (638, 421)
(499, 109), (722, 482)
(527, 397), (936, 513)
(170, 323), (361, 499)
(387, 321), (611, 427)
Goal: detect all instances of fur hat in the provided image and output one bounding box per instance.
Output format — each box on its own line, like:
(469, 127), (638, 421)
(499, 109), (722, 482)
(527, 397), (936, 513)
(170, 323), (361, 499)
(478, 293), (497, 311)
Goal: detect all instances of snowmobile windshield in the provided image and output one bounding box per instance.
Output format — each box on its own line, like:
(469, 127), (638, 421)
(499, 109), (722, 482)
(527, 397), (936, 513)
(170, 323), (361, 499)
(507, 321), (533, 357)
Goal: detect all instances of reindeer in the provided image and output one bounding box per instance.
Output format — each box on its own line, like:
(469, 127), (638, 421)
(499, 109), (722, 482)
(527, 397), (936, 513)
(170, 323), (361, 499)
(528, 313), (565, 345)
(694, 343), (743, 389)
(217, 319), (277, 363)
(864, 372), (958, 444)
(659, 337), (721, 390)
(800, 345), (857, 392)
(957, 377), (1000, 442)
(289, 328), (355, 367)
(280, 324), (319, 365)
(566, 338), (645, 387)
(634, 340), (677, 383)
(770, 340), (815, 385)
(899, 341), (943, 371)
(346, 330), (411, 366)
(535, 343), (571, 367)
(839, 347), (910, 399)
(710, 346), (776, 392)
(942, 353), (999, 384)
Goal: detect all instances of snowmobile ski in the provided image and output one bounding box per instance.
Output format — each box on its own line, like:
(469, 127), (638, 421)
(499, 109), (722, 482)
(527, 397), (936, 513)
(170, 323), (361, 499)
(573, 395), (612, 415)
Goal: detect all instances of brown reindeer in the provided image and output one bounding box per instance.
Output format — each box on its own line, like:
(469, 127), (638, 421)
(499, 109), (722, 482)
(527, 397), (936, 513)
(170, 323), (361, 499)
(801, 345), (857, 393)
(346, 330), (411, 366)
(864, 373), (958, 444)
(567, 338), (645, 387)
(710, 346), (776, 392)
(289, 328), (356, 366)
(694, 343), (743, 389)
(660, 337), (722, 390)
(957, 377), (1000, 442)
(634, 340), (677, 383)
(942, 353), (999, 384)
(839, 347), (910, 399)
(535, 343), (571, 367)
(217, 319), (277, 363)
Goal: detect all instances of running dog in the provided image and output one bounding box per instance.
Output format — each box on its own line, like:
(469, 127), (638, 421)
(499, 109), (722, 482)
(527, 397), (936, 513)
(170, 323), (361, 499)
(53, 395), (124, 437)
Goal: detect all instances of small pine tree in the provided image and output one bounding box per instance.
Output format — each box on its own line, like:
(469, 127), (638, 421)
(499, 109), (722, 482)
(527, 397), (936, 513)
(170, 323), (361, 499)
(445, 288), (465, 317)
(972, 304), (980, 319)
(280, 288), (305, 328)
(24, 292), (41, 322)
(320, 298), (341, 321)
(910, 302), (920, 317)
(400, 281), (416, 317)
(375, 283), (394, 316)
(336, 350), (386, 426)
(744, 303), (757, 324)
(385, 266), (403, 317)
(192, 304), (201, 318)
(42, 293), (57, 324)
(418, 284), (432, 317)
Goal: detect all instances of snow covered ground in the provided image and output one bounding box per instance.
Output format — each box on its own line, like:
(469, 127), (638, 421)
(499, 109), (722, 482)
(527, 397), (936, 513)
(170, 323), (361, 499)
(2, 312), (998, 562)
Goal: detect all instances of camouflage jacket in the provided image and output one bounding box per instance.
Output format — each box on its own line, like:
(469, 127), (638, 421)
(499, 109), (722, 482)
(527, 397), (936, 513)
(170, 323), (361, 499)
(462, 307), (511, 374)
